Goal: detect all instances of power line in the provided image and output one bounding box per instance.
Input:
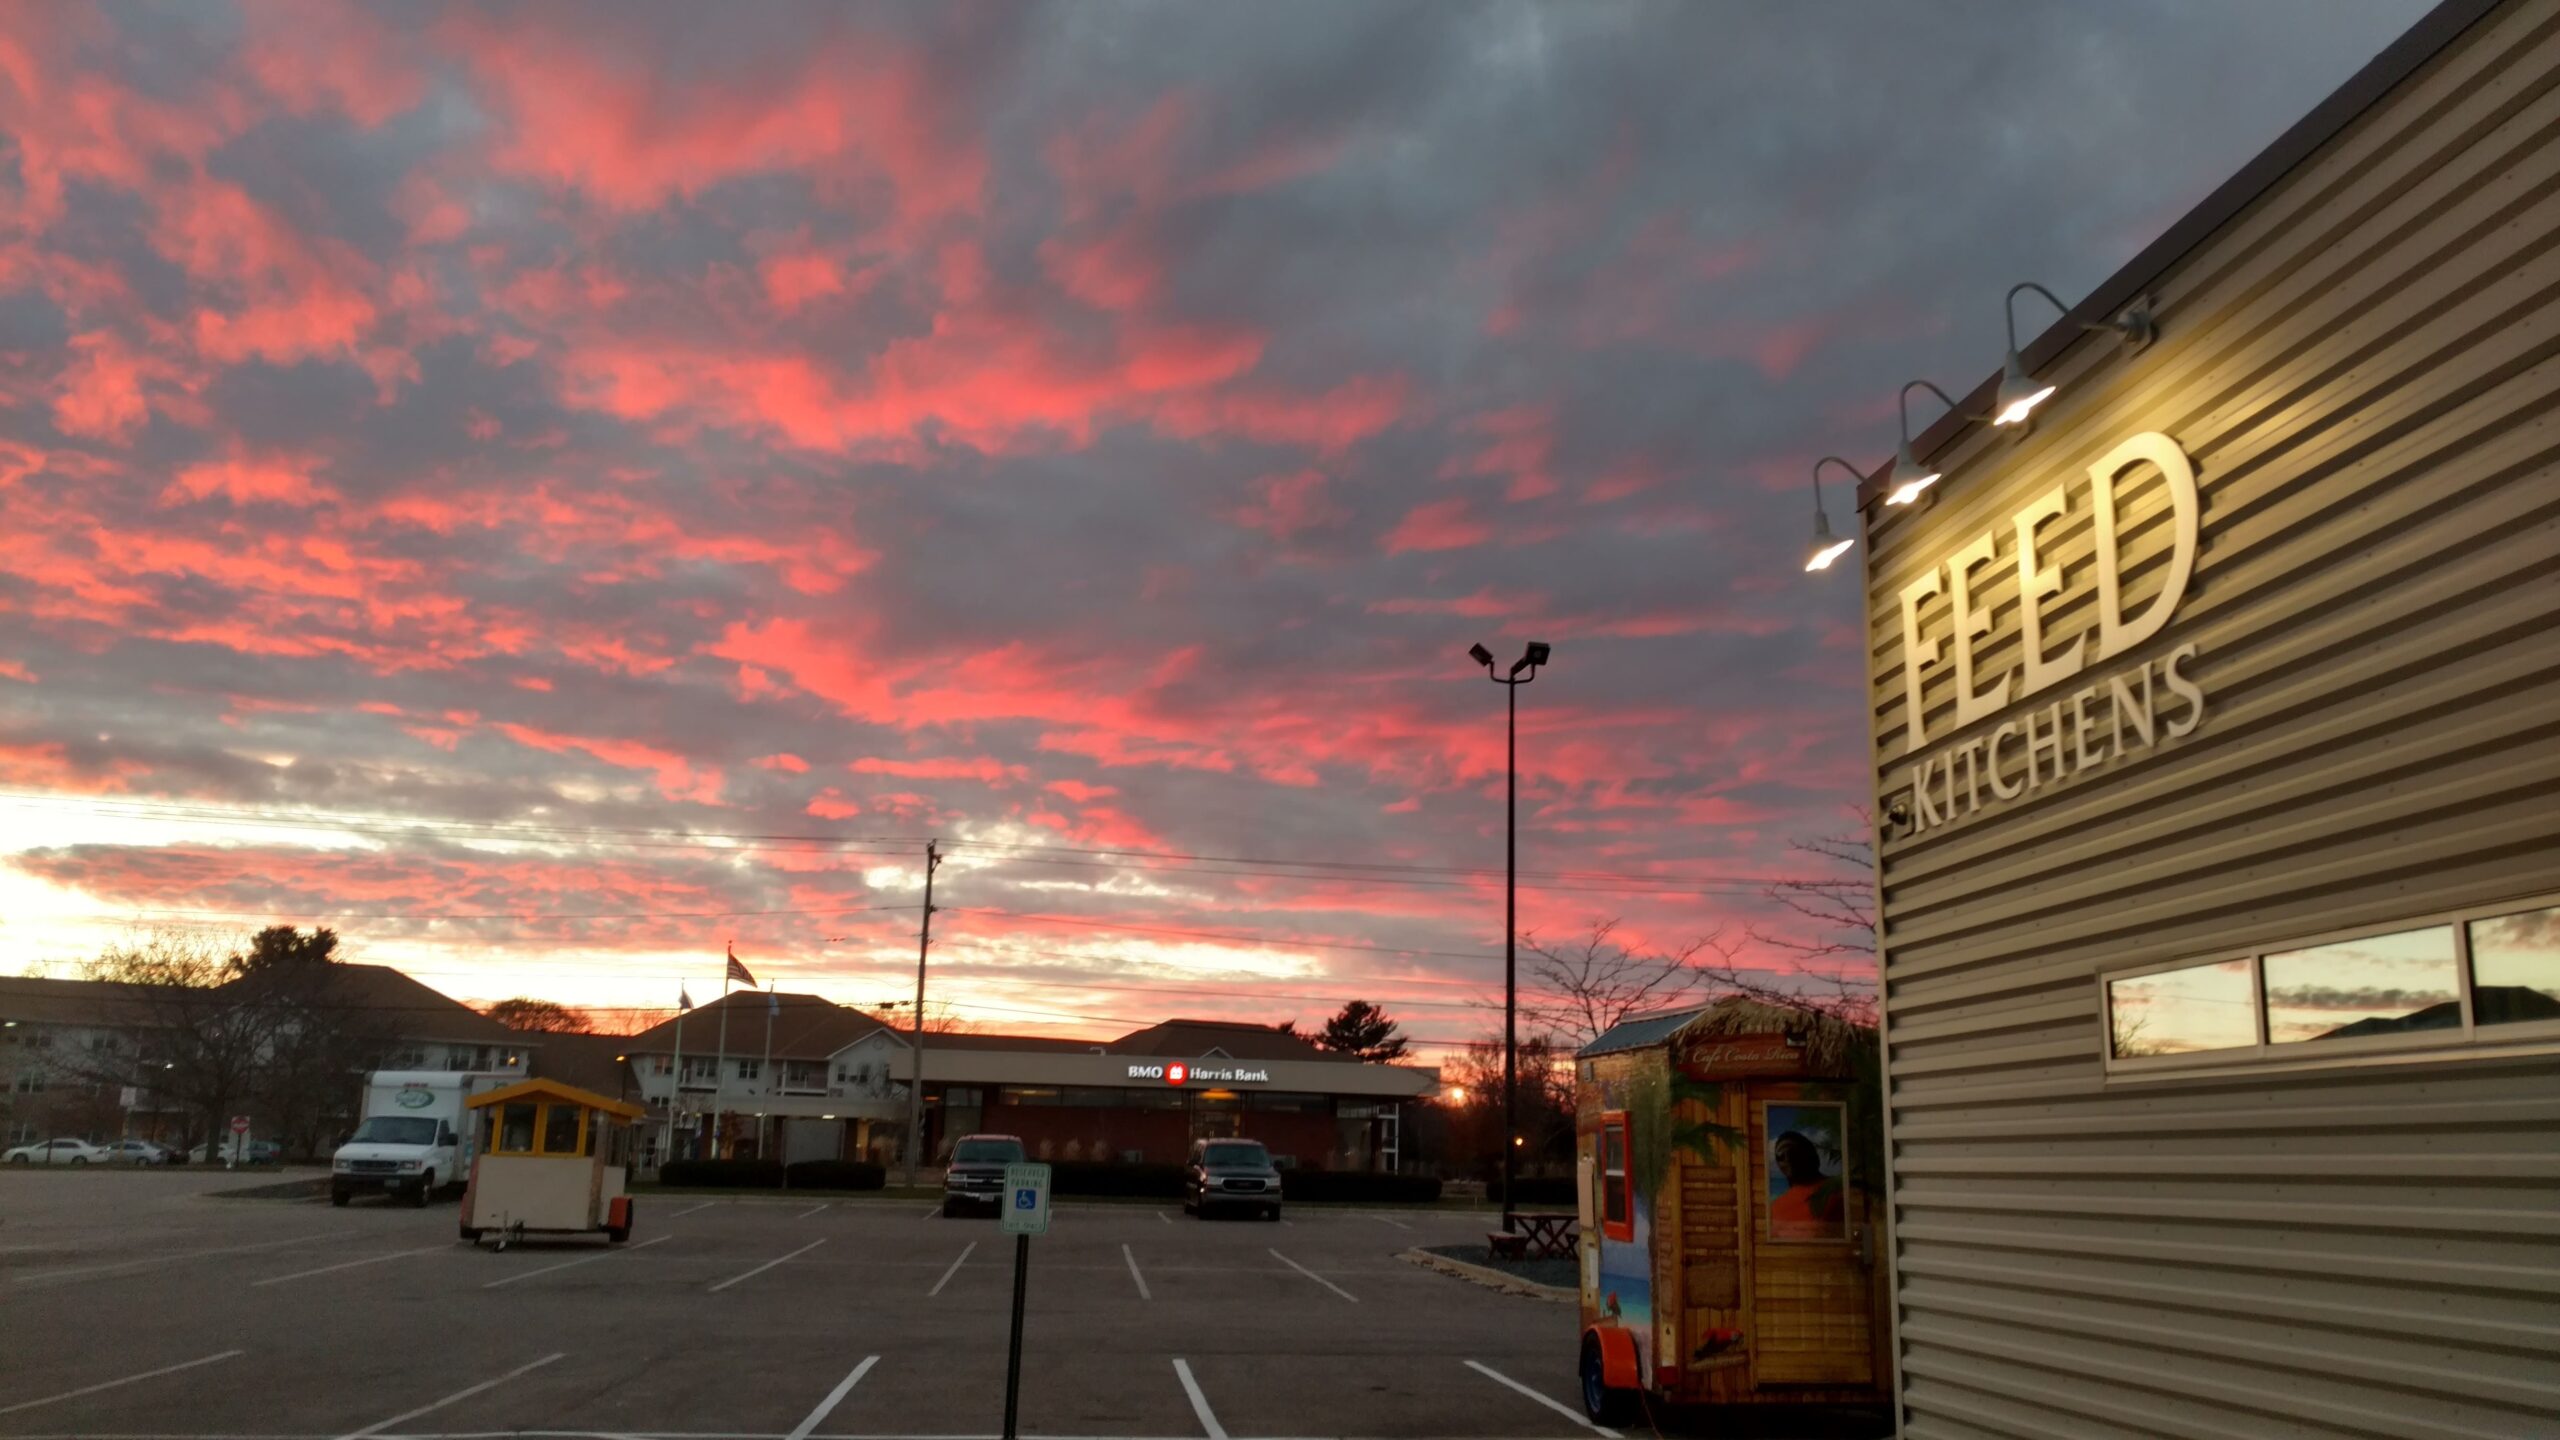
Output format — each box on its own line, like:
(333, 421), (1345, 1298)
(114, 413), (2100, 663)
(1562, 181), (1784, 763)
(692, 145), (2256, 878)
(4, 792), (1804, 893)
(12, 903), (923, 924)
(942, 907), (1501, 963)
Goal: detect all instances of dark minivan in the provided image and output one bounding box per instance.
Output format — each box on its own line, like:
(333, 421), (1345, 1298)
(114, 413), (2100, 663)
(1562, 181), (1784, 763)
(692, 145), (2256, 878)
(1184, 1137), (1282, 1220)
(942, 1133), (1025, 1217)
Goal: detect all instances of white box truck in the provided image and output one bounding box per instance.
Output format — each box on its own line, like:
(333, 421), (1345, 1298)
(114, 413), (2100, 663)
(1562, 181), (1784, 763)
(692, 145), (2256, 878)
(330, 1071), (512, 1207)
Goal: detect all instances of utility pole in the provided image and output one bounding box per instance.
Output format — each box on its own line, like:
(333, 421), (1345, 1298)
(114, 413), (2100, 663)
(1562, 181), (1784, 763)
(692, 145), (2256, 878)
(1468, 640), (1550, 1234)
(905, 839), (941, 1189)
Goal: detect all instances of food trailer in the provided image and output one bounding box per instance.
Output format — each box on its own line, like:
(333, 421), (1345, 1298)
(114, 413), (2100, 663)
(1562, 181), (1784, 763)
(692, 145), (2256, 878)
(459, 1078), (643, 1250)
(1572, 999), (1891, 1426)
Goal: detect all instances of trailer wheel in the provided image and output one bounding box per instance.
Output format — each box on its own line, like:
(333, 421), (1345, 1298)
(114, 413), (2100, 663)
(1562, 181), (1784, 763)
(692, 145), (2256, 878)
(1580, 1334), (1635, 1425)
(459, 1225), (483, 1244)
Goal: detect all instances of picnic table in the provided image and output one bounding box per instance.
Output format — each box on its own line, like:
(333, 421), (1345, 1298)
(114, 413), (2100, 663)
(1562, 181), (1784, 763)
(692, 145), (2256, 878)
(1488, 1210), (1578, 1260)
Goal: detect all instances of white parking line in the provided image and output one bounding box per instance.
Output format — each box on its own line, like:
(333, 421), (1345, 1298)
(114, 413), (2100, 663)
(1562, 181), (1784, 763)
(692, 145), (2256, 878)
(921, 1205), (942, 1220)
(1267, 1248), (1357, 1302)
(0, 1351), (245, 1416)
(483, 1235), (670, 1288)
(1122, 1243), (1151, 1300)
(783, 1356), (878, 1440)
(337, 1353), (564, 1440)
(1156, 1210), (1171, 1224)
(12, 1233), (332, 1284)
(1372, 1214), (1413, 1231)
(252, 1246), (447, 1287)
(1465, 1359), (1619, 1438)
(663, 1201), (720, 1220)
(708, 1238), (826, 1292)
(1170, 1359), (1226, 1440)
(795, 1202), (830, 1219)
(927, 1241), (976, 1297)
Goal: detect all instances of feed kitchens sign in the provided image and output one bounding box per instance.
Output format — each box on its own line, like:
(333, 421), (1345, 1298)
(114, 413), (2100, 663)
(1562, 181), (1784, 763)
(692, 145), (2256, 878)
(1898, 431), (2205, 834)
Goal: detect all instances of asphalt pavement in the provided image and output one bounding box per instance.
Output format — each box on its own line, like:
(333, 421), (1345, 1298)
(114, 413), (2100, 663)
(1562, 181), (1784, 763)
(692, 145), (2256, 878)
(0, 1168), (1604, 1440)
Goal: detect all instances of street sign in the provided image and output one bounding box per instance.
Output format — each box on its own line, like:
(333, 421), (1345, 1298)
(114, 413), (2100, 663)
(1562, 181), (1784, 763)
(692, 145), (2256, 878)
(1000, 1161), (1051, 1236)
(229, 1115), (251, 1135)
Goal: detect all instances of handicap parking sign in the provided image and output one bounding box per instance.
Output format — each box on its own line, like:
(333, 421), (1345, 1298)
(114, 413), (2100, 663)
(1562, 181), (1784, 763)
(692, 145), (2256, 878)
(1000, 1161), (1051, 1235)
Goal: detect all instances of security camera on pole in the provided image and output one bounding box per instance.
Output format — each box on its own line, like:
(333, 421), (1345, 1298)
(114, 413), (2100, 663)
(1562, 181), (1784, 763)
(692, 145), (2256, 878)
(1467, 639), (1551, 1235)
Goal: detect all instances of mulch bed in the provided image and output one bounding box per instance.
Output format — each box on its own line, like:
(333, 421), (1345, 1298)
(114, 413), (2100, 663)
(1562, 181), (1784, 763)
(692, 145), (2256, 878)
(1420, 1241), (1575, 1290)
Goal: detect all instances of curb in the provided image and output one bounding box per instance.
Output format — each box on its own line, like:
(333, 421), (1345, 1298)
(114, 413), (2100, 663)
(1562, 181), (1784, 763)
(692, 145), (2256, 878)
(1398, 1246), (1576, 1303)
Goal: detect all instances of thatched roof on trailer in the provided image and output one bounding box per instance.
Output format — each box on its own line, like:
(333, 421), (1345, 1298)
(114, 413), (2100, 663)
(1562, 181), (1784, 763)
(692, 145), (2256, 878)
(1579, 996), (1874, 1071)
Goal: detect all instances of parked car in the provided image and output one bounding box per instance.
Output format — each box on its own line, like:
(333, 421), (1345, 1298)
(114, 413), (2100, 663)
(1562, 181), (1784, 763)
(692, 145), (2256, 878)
(3, 1138), (113, 1165)
(1184, 1138), (1283, 1220)
(185, 1138), (282, 1165)
(941, 1133), (1025, 1217)
(103, 1139), (171, 1165)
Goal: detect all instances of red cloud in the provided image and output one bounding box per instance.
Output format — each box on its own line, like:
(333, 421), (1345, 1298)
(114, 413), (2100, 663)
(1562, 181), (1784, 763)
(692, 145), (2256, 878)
(444, 12), (984, 233)
(1230, 469), (1346, 542)
(164, 452), (338, 508)
(238, 0), (425, 128)
(753, 753), (812, 774)
(493, 720), (724, 805)
(851, 756), (1023, 785)
(1382, 497), (1490, 554)
(805, 788), (863, 819)
(52, 330), (157, 443)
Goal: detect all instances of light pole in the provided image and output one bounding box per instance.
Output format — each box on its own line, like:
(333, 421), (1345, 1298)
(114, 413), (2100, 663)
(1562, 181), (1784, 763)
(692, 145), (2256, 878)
(1469, 639), (1550, 1233)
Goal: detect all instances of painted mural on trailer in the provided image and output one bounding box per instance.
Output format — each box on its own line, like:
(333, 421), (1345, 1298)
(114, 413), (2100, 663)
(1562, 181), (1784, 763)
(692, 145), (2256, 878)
(1763, 1101), (1847, 1242)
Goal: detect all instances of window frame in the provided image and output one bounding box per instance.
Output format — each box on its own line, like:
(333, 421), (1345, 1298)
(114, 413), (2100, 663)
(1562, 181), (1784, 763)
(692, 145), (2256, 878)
(1598, 1110), (1634, 1243)
(536, 1102), (586, 1158)
(2100, 889), (2560, 1081)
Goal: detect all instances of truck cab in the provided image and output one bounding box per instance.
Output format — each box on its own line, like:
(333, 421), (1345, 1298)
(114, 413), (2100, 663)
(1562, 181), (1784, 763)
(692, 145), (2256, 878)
(331, 1071), (507, 1207)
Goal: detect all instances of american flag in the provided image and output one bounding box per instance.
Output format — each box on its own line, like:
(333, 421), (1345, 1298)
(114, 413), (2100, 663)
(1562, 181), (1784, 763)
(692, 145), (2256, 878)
(726, 944), (756, 988)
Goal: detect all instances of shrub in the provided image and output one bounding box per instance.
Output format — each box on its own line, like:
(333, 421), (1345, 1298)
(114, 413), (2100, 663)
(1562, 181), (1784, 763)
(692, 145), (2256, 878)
(1048, 1161), (1186, 1197)
(785, 1160), (886, 1191)
(656, 1159), (784, 1189)
(1281, 1170), (1443, 1204)
(1486, 1175), (1576, 1206)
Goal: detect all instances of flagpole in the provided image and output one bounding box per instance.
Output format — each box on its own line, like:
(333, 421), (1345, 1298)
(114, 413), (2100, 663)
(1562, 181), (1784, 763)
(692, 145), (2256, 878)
(714, 942), (734, 1160)
(761, 982), (777, 1161)
(670, 990), (687, 1164)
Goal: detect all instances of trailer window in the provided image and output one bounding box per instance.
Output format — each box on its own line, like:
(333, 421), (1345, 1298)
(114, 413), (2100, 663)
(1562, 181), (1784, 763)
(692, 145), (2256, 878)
(495, 1101), (537, 1154)
(539, 1103), (582, 1156)
(1600, 1112), (1633, 1242)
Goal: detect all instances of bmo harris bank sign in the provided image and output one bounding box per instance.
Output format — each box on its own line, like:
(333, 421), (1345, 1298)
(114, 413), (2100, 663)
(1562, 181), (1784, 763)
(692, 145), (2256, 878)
(1128, 1061), (1272, 1085)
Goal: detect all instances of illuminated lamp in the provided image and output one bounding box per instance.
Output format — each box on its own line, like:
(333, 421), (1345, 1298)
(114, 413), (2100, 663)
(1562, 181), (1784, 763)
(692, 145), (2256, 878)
(1805, 457), (1862, 573)
(1888, 380), (1959, 505)
(1995, 281), (2156, 427)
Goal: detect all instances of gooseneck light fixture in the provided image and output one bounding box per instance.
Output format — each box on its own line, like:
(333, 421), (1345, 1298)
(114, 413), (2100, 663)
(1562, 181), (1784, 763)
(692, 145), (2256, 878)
(1888, 380), (1959, 505)
(1806, 457), (1861, 572)
(1995, 281), (2156, 427)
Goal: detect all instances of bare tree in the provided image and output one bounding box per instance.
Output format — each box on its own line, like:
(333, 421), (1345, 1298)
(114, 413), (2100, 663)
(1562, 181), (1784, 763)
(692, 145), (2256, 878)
(1518, 919), (1733, 1049)
(1751, 822), (1877, 964)
(482, 997), (594, 1033)
(76, 929), (281, 1156)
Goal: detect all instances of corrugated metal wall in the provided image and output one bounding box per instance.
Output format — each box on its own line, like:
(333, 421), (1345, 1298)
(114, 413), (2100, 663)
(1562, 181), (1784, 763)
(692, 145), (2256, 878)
(1861, 3), (2560, 1436)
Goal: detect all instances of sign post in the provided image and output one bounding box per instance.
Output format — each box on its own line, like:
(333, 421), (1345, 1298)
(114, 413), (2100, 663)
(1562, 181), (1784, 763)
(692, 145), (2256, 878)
(228, 1115), (250, 1169)
(997, 1161), (1050, 1440)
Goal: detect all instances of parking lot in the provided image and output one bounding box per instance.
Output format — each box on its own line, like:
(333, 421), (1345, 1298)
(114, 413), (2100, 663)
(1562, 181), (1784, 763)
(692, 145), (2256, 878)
(0, 1171), (1605, 1440)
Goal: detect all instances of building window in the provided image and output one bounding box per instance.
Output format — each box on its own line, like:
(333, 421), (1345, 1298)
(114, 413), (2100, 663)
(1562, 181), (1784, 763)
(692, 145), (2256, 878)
(2468, 902), (2560, 1025)
(1000, 1086), (1061, 1106)
(650, 1056), (671, 1076)
(736, 1060), (760, 1081)
(1599, 1111), (1633, 1242)
(11, 1071), (43, 1094)
(2103, 893), (2560, 1076)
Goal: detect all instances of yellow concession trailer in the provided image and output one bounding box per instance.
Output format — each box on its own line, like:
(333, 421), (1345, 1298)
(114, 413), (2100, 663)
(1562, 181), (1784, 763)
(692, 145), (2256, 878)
(460, 1078), (644, 1249)
(1572, 1000), (1890, 1427)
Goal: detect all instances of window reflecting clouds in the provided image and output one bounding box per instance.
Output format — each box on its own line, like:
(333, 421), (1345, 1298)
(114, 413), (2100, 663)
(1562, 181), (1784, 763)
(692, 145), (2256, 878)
(2108, 959), (2256, 1057)
(2469, 904), (2560, 1027)
(2264, 925), (2457, 1043)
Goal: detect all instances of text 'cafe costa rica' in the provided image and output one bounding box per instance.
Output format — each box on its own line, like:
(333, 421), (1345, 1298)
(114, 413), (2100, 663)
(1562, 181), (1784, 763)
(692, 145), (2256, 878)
(622, 995), (1437, 1170)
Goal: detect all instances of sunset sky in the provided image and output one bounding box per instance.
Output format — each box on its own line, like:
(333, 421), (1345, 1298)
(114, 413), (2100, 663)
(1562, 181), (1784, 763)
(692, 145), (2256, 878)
(0, 1), (2423, 1061)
